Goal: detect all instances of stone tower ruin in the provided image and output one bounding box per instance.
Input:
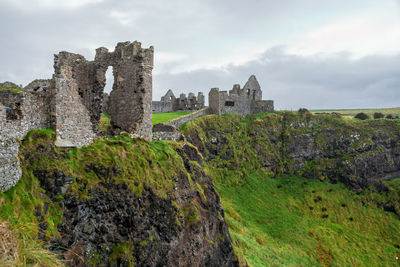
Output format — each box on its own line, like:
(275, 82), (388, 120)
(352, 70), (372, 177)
(54, 41), (154, 146)
(0, 41), (154, 192)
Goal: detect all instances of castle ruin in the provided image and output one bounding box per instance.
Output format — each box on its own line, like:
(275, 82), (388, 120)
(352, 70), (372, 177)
(209, 75), (274, 116)
(0, 41), (153, 191)
(152, 90), (205, 113)
(1, 40), (275, 193)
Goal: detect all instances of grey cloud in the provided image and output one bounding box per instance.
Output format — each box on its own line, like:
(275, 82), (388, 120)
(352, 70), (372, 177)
(0, 0), (399, 110)
(154, 48), (400, 110)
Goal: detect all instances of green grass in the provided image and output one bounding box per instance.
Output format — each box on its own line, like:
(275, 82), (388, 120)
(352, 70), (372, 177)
(215, 171), (400, 267)
(152, 111), (192, 125)
(0, 129), (192, 266)
(311, 107), (400, 117)
(99, 112), (111, 133)
(20, 130), (187, 200)
(182, 112), (400, 266)
(0, 86), (25, 94)
(0, 129), (64, 266)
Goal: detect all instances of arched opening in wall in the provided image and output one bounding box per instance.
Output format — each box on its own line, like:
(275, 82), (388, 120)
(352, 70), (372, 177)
(104, 66), (114, 94)
(100, 66), (114, 135)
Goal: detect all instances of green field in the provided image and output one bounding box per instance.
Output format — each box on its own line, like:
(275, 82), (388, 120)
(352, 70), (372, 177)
(215, 172), (400, 267)
(99, 112), (193, 129)
(311, 107), (400, 117)
(152, 111), (192, 125)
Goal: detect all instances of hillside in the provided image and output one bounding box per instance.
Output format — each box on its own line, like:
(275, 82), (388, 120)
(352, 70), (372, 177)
(182, 112), (400, 266)
(0, 112), (399, 266)
(0, 130), (237, 266)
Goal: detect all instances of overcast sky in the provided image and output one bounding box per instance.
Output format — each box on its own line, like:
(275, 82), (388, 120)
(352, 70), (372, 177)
(0, 0), (399, 109)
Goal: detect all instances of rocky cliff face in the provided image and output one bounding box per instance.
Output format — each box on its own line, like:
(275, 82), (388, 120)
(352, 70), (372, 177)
(19, 131), (238, 266)
(182, 112), (400, 192)
(5, 112), (399, 266)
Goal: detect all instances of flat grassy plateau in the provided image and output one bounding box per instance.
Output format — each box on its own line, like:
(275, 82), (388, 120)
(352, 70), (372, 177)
(152, 111), (193, 125)
(311, 107), (400, 118)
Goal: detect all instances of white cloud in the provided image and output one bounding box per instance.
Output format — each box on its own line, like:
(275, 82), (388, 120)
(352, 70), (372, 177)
(287, 15), (400, 58)
(1, 0), (400, 109)
(4, 0), (104, 10)
(109, 10), (136, 26)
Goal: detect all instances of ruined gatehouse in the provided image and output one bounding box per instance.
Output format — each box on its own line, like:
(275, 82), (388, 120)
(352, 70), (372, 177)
(0, 41), (153, 191)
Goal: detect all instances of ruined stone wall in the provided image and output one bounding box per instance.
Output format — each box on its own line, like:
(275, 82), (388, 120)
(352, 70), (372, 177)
(53, 41), (154, 143)
(220, 90), (252, 116)
(208, 88), (252, 116)
(0, 103), (21, 192)
(197, 92), (205, 109)
(152, 100), (174, 113)
(0, 82), (21, 88)
(152, 123), (184, 141)
(153, 90), (205, 113)
(0, 90), (51, 135)
(251, 100), (274, 114)
(208, 88), (221, 115)
(0, 89), (52, 191)
(53, 52), (96, 147)
(24, 79), (52, 92)
(105, 42), (154, 140)
(208, 75), (274, 116)
(167, 107), (212, 128)
(243, 75), (262, 101)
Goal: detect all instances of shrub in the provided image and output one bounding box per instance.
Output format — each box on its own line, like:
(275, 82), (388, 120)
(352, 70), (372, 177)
(298, 108), (311, 116)
(354, 112), (369, 120)
(373, 112), (384, 119)
(386, 114), (394, 119)
(386, 114), (394, 120)
(330, 112), (342, 117)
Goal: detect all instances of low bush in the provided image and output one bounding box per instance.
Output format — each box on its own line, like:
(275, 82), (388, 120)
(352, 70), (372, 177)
(373, 112), (384, 119)
(354, 112), (369, 120)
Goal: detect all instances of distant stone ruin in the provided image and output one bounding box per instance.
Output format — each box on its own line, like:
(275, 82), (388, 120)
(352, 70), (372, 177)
(152, 90), (205, 113)
(1, 40), (274, 193)
(152, 75), (274, 141)
(0, 41), (153, 191)
(209, 75), (274, 116)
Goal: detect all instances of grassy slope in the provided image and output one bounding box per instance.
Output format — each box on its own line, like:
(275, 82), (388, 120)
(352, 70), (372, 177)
(311, 107), (400, 117)
(0, 129), (188, 266)
(1, 112), (399, 266)
(0, 130), (64, 266)
(182, 113), (400, 266)
(152, 111), (193, 125)
(217, 171), (400, 267)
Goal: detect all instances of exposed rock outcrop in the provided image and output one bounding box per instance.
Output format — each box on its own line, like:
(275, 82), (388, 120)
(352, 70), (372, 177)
(20, 131), (239, 266)
(182, 113), (400, 192)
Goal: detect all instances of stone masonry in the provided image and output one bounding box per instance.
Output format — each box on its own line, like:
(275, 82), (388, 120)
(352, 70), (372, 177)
(152, 90), (205, 113)
(209, 75), (274, 116)
(53, 41), (154, 145)
(0, 87), (52, 191)
(0, 41), (154, 192)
